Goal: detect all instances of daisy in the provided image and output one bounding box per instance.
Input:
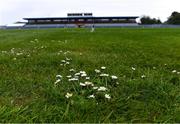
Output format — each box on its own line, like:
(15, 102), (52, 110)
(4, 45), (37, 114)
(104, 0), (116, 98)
(80, 82), (86, 87)
(111, 75), (118, 80)
(132, 67), (136, 71)
(88, 94), (95, 99)
(16, 53), (23, 56)
(85, 81), (94, 86)
(172, 70), (177, 73)
(66, 62), (70, 65)
(65, 93), (73, 99)
(56, 75), (62, 78)
(100, 73), (109, 77)
(80, 71), (86, 74)
(69, 69), (75, 72)
(66, 57), (71, 61)
(101, 66), (106, 70)
(86, 77), (90, 80)
(68, 78), (78, 82)
(54, 79), (61, 85)
(95, 69), (101, 73)
(141, 75), (146, 78)
(105, 94), (111, 99)
(81, 73), (87, 77)
(61, 60), (66, 63)
(66, 75), (72, 78)
(75, 73), (80, 76)
(93, 87), (98, 90)
(98, 86), (107, 91)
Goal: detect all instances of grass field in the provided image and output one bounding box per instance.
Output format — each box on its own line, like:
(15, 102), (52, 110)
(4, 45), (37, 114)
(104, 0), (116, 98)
(0, 28), (180, 123)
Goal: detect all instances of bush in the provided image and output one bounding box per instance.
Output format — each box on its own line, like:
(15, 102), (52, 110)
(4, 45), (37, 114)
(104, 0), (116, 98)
(140, 16), (161, 25)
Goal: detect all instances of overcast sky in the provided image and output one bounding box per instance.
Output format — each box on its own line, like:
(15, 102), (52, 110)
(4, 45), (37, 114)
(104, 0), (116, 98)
(0, 0), (180, 25)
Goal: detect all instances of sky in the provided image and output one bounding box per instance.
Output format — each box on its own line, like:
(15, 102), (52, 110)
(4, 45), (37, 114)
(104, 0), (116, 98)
(0, 0), (180, 25)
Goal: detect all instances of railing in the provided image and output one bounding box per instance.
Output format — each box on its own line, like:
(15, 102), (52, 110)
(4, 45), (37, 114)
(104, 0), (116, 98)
(3, 24), (180, 29)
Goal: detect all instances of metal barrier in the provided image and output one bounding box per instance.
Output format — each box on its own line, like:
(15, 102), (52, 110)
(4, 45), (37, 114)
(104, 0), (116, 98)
(2, 24), (180, 29)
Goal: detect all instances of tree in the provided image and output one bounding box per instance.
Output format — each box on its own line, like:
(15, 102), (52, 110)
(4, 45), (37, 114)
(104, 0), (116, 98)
(166, 11), (180, 24)
(140, 16), (161, 24)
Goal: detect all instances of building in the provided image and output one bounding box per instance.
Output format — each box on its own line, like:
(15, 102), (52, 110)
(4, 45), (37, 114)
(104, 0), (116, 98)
(23, 13), (139, 28)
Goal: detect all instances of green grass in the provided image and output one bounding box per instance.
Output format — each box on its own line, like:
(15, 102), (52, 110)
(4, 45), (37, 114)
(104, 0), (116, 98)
(0, 28), (180, 123)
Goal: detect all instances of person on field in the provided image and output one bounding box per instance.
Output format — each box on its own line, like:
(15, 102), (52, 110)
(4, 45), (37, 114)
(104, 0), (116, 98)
(91, 25), (95, 32)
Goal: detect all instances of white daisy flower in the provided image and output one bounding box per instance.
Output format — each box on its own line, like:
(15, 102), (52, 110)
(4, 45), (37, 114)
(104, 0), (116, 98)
(141, 75), (146, 78)
(66, 57), (71, 61)
(93, 87), (98, 90)
(16, 53), (23, 56)
(86, 77), (90, 80)
(81, 73), (87, 77)
(111, 75), (118, 80)
(80, 71), (86, 74)
(65, 93), (73, 99)
(132, 67), (136, 71)
(177, 72), (180, 74)
(101, 66), (106, 70)
(172, 70), (177, 73)
(95, 69), (101, 73)
(69, 69), (75, 72)
(61, 60), (66, 63)
(2, 51), (7, 54)
(66, 62), (70, 65)
(100, 73), (109, 77)
(75, 73), (80, 76)
(80, 82), (86, 87)
(88, 94), (95, 99)
(66, 75), (72, 78)
(68, 78), (78, 82)
(54, 79), (61, 85)
(98, 86), (107, 91)
(56, 75), (62, 78)
(105, 94), (111, 99)
(85, 81), (94, 86)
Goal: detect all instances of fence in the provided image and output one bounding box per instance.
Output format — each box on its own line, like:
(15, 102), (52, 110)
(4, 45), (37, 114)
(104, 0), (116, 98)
(2, 24), (180, 29)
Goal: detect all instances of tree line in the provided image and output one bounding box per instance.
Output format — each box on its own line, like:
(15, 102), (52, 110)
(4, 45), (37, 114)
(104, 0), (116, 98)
(140, 11), (180, 25)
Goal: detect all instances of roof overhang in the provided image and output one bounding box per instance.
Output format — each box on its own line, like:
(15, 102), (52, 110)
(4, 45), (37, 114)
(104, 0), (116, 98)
(23, 16), (139, 20)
